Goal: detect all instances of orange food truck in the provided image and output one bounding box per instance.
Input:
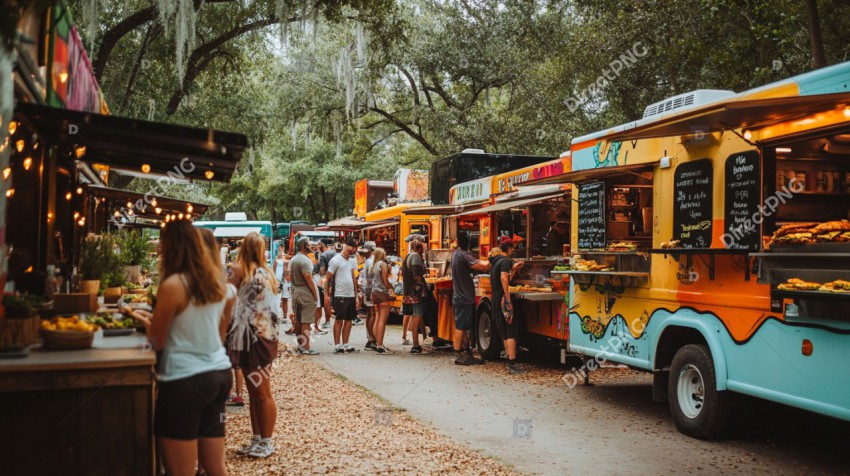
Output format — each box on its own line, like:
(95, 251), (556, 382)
(552, 62), (850, 439)
(433, 154), (575, 359)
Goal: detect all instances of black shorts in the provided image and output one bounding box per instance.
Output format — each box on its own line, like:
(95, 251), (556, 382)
(333, 297), (357, 321)
(494, 295), (520, 341)
(318, 286), (325, 305)
(454, 304), (475, 331)
(402, 303), (412, 315)
(155, 369), (232, 440)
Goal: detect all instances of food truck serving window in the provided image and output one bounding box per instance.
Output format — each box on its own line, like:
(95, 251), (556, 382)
(577, 182), (606, 250)
(673, 159), (713, 248)
(576, 171), (653, 252)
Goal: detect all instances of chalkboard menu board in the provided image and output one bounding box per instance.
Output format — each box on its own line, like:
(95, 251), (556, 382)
(673, 159), (713, 248)
(723, 151), (760, 249)
(578, 181), (606, 249)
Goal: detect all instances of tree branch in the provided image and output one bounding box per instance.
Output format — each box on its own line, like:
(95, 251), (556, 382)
(396, 65), (419, 106)
(370, 106), (439, 155)
(93, 6), (157, 81)
(424, 76), (460, 109)
(368, 128), (403, 152)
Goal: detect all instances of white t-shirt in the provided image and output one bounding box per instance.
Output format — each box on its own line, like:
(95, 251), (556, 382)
(327, 253), (356, 298)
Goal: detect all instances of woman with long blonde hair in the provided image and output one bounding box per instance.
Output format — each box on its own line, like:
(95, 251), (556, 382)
(134, 219), (236, 476)
(226, 232), (280, 458)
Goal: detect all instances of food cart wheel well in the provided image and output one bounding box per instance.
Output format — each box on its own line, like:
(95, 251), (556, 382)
(653, 326), (708, 402)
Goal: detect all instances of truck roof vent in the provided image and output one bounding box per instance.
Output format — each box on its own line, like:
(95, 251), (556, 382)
(461, 148), (485, 154)
(642, 89), (736, 119)
(224, 212), (248, 222)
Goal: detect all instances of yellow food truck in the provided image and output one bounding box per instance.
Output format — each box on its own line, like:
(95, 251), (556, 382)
(555, 61), (850, 439)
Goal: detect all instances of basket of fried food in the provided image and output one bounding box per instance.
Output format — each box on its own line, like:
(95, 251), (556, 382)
(573, 259), (611, 271)
(40, 316), (98, 350)
(770, 220), (850, 246)
(777, 278), (821, 291)
(819, 279), (850, 293)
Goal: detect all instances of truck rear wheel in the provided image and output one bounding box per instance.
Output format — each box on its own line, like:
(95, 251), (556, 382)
(668, 344), (731, 439)
(476, 304), (502, 360)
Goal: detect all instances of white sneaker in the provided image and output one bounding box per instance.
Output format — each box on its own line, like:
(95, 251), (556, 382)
(248, 439), (275, 458)
(236, 436), (260, 455)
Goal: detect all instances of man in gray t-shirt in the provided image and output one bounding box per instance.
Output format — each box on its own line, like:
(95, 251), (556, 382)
(289, 237), (320, 354)
(325, 238), (360, 353)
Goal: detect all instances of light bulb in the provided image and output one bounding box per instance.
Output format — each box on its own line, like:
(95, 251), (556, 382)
(2, 168), (10, 180)
(126, 201), (132, 208)
(7, 121), (16, 135)
(141, 164), (151, 173)
(65, 192), (72, 201)
(78, 218), (86, 227)
(73, 212), (80, 220)
(186, 204), (193, 213)
(15, 140), (24, 153)
(151, 198), (157, 207)
(59, 71), (68, 83)
(5, 188), (14, 198)
(76, 187), (84, 195)
(155, 207), (162, 214)
(743, 130), (752, 140)
(204, 170), (214, 180)
(114, 210), (121, 217)
(23, 157), (32, 171)
(178, 213), (184, 220)
(160, 222), (166, 228)
(75, 146), (86, 158)
(127, 209), (134, 216)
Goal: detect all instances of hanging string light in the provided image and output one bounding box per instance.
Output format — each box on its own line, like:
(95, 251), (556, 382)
(7, 121), (16, 135)
(73, 212), (80, 220)
(75, 146), (86, 159)
(155, 207), (162, 214)
(2, 167), (10, 180)
(5, 188), (14, 198)
(151, 198), (158, 207)
(141, 164), (151, 174)
(204, 170), (214, 180)
(23, 157), (32, 171)
(65, 192), (72, 201)
(186, 204), (193, 213)
(15, 139), (24, 153)
(76, 187), (84, 195)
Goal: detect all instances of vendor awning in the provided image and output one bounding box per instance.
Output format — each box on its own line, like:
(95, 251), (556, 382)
(457, 193), (566, 216)
(213, 226), (262, 238)
(87, 185), (209, 221)
(360, 220), (399, 231)
(523, 162), (656, 187)
(15, 103), (248, 182)
(316, 216), (369, 231)
(403, 204), (473, 215)
(603, 92), (850, 142)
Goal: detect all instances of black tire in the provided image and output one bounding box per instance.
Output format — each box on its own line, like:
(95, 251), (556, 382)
(668, 344), (731, 440)
(476, 301), (502, 360)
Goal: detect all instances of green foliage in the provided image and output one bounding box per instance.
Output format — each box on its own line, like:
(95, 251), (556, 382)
(117, 230), (149, 267)
(70, 0), (850, 223)
(79, 235), (123, 286)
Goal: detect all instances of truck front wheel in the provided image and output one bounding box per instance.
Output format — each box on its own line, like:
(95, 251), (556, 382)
(476, 303), (502, 360)
(668, 344), (731, 440)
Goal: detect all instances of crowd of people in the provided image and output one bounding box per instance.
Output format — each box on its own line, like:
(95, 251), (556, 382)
(135, 221), (526, 475)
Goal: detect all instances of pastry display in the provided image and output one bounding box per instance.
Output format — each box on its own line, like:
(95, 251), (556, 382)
(777, 278), (822, 291)
(770, 220), (850, 245)
(574, 259), (611, 271)
(819, 280), (850, 293)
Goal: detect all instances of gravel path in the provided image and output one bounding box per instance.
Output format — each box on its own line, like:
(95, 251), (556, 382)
(223, 344), (519, 476)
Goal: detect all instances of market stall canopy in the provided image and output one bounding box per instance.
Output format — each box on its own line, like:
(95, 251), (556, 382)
(316, 216), (369, 231)
(403, 204), (472, 215)
(456, 193), (566, 216)
(87, 185), (209, 219)
(15, 103), (249, 182)
(360, 219), (400, 231)
(523, 162), (656, 187)
(601, 92), (850, 142)
(213, 226), (262, 238)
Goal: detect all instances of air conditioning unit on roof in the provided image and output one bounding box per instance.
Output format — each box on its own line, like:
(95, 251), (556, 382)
(642, 89), (736, 119)
(224, 212), (248, 222)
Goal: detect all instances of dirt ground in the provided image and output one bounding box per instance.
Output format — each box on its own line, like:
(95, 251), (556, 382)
(224, 344), (520, 475)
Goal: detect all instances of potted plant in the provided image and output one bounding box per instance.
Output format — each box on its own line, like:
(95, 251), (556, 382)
(0, 293), (42, 351)
(118, 230), (149, 285)
(79, 235), (121, 296)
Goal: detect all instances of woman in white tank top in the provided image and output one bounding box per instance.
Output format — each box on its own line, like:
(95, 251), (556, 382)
(133, 220), (236, 476)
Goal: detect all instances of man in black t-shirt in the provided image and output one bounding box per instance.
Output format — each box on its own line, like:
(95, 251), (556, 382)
(489, 235), (526, 375)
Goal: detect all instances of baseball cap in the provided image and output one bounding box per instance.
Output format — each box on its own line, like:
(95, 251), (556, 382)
(404, 234), (426, 243)
(362, 241), (376, 251)
(498, 235), (517, 246)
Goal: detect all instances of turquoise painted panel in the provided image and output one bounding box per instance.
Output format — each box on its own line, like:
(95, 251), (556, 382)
(793, 61), (850, 95)
(569, 306), (850, 421)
